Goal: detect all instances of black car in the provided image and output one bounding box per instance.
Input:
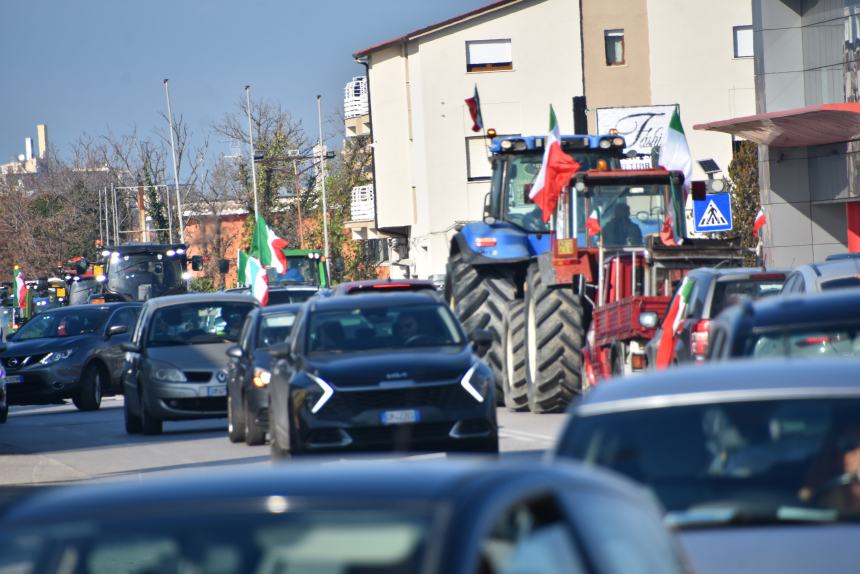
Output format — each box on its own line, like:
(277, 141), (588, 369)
(226, 303), (301, 445)
(331, 278), (440, 297)
(707, 290), (860, 360)
(1, 303), (141, 410)
(645, 267), (786, 366)
(268, 292), (498, 458)
(553, 360), (860, 574)
(0, 461), (690, 574)
(0, 361), (7, 424)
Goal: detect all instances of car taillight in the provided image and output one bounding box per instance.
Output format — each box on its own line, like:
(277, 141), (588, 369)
(690, 320), (710, 362)
(475, 237), (497, 247)
(799, 336), (830, 346)
(371, 283), (413, 289)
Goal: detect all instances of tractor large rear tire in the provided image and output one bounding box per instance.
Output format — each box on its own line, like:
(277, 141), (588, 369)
(524, 262), (585, 413)
(447, 250), (515, 400)
(502, 299), (528, 411)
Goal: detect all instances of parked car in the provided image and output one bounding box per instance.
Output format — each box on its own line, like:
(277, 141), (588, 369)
(268, 292), (498, 458)
(331, 278), (440, 297)
(0, 358), (7, 424)
(0, 460), (691, 574)
(0, 303), (141, 410)
(226, 303), (302, 445)
(645, 267), (786, 366)
(121, 293), (258, 435)
(553, 360), (860, 574)
(225, 285), (318, 305)
(708, 290), (860, 360)
(781, 253), (860, 294)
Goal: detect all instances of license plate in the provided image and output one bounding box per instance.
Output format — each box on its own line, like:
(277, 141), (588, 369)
(207, 385), (227, 397)
(380, 409), (420, 425)
(4, 375), (22, 384)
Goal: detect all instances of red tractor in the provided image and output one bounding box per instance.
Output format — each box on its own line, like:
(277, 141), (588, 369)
(527, 166), (743, 401)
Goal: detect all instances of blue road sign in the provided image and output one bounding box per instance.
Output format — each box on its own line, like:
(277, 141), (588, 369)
(693, 193), (733, 233)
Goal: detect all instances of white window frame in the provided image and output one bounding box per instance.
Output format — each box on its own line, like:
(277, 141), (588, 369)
(604, 29), (625, 66)
(466, 39), (513, 73)
(733, 25), (754, 58)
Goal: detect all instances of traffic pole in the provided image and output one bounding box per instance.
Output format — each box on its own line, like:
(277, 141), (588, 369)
(246, 85), (260, 221)
(317, 95), (331, 281)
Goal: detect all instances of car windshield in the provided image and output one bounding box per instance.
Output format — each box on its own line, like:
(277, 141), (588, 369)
(0, 509), (430, 574)
(107, 253), (185, 300)
(257, 312), (297, 349)
(710, 277), (785, 316)
(267, 289), (316, 305)
(12, 308), (112, 341)
(148, 302), (255, 346)
(572, 183), (671, 248)
(746, 325), (860, 358)
(558, 398), (860, 525)
(307, 303), (464, 353)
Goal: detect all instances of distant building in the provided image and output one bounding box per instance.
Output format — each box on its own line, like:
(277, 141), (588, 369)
(1, 124), (48, 177)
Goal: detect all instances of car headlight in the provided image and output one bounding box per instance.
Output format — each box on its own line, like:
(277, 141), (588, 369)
(40, 349), (74, 365)
(151, 361), (187, 382)
(461, 362), (491, 403)
(253, 367), (271, 388)
(305, 372), (334, 414)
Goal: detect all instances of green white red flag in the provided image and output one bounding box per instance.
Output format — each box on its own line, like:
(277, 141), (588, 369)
(655, 276), (695, 369)
(464, 85), (483, 133)
(13, 266), (26, 309)
(754, 208), (767, 238)
(247, 255), (269, 305)
(586, 209), (601, 236)
(250, 215), (289, 274)
(529, 105), (581, 222)
(658, 107), (691, 246)
(237, 249), (249, 287)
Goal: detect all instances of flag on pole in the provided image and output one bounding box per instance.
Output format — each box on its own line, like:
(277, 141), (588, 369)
(247, 255), (269, 306)
(529, 105), (581, 222)
(655, 276), (695, 369)
(658, 106), (692, 246)
(464, 85), (483, 133)
(237, 249), (249, 287)
(250, 215), (289, 274)
(13, 266), (26, 310)
(586, 209), (601, 236)
(753, 208), (767, 238)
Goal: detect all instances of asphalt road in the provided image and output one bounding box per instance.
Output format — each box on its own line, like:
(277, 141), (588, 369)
(0, 397), (567, 487)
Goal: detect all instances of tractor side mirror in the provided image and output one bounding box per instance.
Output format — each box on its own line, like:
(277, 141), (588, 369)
(333, 257), (345, 274)
(482, 193), (494, 224)
(219, 259), (230, 274)
(691, 181), (707, 202)
(191, 255), (204, 271)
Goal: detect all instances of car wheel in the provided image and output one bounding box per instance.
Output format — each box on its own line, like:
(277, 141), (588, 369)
(0, 402), (8, 424)
(140, 392), (163, 435)
(124, 394), (141, 434)
(227, 395), (245, 443)
(73, 364), (104, 412)
(244, 396), (266, 446)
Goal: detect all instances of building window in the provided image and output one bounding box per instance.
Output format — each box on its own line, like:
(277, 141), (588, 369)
(734, 25), (753, 58)
(466, 136), (493, 180)
(604, 29), (625, 66)
(466, 39), (513, 72)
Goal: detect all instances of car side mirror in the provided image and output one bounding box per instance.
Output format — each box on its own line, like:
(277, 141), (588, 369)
(268, 342), (293, 361)
(226, 345), (244, 360)
(120, 342), (139, 353)
(106, 324), (128, 338)
(470, 329), (494, 355)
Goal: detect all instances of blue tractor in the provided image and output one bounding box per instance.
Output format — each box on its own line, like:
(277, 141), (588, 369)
(445, 134), (626, 412)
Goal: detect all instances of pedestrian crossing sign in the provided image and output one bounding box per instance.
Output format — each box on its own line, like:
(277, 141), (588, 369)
(693, 193), (733, 232)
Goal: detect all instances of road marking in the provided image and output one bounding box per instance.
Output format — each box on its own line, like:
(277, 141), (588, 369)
(499, 428), (555, 442)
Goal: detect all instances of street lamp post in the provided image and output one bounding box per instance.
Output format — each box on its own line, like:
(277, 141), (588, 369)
(163, 79), (182, 243)
(246, 85), (260, 220)
(316, 95), (331, 280)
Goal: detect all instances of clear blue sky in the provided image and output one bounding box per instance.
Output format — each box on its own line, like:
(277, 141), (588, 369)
(1, 0), (488, 163)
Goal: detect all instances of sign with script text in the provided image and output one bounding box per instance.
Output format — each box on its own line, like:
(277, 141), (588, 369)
(596, 105), (678, 169)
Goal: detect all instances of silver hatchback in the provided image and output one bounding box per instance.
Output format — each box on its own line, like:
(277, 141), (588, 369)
(122, 293), (258, 435)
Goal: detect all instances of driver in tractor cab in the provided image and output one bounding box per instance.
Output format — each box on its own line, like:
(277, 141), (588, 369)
(602, 203), (643, 247)
(284, 259), (305, 283)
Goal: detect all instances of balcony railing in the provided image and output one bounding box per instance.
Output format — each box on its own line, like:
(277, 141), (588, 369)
(350, 184), (374, 222)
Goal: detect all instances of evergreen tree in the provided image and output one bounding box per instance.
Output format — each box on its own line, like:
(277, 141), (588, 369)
(728, 141), (760, 265)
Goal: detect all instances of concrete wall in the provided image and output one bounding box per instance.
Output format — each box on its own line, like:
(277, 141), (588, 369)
(647, 0), (755, 179)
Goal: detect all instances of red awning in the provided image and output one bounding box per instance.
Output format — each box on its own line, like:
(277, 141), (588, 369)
(693, 103), (860, 147)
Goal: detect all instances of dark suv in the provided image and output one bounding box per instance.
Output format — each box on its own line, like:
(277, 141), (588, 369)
(646, 268), (786, 366)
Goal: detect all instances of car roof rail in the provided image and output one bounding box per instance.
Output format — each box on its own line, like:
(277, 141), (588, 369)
(824, 252), (860, 262)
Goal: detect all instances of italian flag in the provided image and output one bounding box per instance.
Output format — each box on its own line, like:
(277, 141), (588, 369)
(753, 208), (767, 239)
(655, 276), (695, 370)
(237, 249), (249, 287)
(529, 105), (581, 223)
(250, 215), (289, 274)
(658, 106), (692, 246)
(586, 209), (601, 236)
(13, 266), (26, 309)
(464, 84), (483, 133)
(247, 255), (269, 306)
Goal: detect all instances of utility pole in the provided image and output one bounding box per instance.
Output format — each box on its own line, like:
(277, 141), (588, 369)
(293, 159), (305, 249)
(163, 79), (183, 243)
(317, 95), (331, 280)
(246, 85), (260, 221)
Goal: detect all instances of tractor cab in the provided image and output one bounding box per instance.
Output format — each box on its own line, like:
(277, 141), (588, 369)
(268, 249), (329, 289)
(97, 243), (190, 302)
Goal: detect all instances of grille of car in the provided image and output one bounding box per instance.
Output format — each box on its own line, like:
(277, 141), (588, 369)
(183, 371), (212, 383)
(2, 354), (49, 370)
(165, 397), (226, 411)
(346, 422), (454, 444)
(320, 384), (465, 419)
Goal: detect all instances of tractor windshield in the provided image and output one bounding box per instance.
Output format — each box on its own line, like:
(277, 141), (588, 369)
(106, 254), (185, 301)
(568, 182), (677, 248)
(271, 255), (322, 287)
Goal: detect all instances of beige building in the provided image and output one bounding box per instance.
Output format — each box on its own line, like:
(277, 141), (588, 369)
(1, 124), (48, 176)
(355, 0), (754, 278)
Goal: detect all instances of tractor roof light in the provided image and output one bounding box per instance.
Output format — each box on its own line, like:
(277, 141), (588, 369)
(612, 137), (625, 147)
(486, 128), (497, 138)
(596, 159), (609, 171)
(599, 138), (612, 149)
(500, 140), (513, 150)
(101, 250), (111, 257)
(166, 250), (176, 257)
